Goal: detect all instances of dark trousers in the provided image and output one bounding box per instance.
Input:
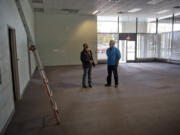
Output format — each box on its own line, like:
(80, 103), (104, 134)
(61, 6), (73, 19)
(107, 65), (118, 85)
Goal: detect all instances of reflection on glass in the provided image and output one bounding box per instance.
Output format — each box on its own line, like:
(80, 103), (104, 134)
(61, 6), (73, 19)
(97, 34), (118, 60)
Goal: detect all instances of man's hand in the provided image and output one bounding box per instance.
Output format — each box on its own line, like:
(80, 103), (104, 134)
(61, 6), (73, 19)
(89, 60), (93, 63)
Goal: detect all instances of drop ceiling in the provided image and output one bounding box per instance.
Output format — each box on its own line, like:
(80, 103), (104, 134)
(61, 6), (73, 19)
(29, 0), (180, 18)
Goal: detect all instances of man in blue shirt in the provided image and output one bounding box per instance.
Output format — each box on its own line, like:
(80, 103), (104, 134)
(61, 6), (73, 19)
(105, 40), (121, 87)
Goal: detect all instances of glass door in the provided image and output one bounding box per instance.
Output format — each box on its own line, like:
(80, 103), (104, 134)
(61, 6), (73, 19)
(119, 33), (136, 63)
(127, 41), (136, 61)
(119, 40), (127, 63)
(119, 40), (136, 63)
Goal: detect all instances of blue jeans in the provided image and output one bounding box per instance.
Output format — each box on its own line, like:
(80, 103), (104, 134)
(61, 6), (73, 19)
(82, 66), (92, 86)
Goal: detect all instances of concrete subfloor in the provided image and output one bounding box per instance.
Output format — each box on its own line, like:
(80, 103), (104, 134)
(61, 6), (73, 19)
(5, 63), (180, 135)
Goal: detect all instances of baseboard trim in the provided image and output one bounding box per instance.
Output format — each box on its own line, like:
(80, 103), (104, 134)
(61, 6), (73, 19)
(97, 59), (180, 65)
(0, 108), (15, 135)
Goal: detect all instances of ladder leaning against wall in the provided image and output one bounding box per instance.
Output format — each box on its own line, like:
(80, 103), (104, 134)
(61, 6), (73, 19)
(15, 0), (61, 125)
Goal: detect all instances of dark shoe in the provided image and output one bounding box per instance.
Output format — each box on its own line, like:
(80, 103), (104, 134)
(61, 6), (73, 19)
(82, 85), (87, 88)
(89, 85), (92, 88)
(105, 84), (111, 87)
(115, 85), (118, 88)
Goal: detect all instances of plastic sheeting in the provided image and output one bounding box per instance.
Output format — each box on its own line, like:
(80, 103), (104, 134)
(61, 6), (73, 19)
(171, 31), (180, 60)
(137, 34), (156, 58)
(156, 33), (172, 59)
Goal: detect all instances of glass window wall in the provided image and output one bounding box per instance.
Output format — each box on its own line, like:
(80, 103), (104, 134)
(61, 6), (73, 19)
(119, 17), (136, 33)
(137, 34), (156, 58)
(138, 18), (156, 33)
(97, 16), (118, 33)
(174, 14), (180, 31)
(158, 16), (173, 33)
(97, 34), (118, 60)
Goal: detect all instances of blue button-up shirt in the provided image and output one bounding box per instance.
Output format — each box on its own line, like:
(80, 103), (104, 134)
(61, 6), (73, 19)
(106, 47), (121, 66)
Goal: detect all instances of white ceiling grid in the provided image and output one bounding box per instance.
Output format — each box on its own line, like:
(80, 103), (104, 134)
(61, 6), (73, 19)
(29, 0), (180, 17)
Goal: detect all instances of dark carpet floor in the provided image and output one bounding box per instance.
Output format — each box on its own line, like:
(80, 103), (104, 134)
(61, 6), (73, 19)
(5, 63), (180, 135)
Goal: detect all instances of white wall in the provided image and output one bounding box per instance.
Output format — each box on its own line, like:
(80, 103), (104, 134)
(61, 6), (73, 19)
(0, 0), (36, 134)
(35, 13), (97, 66)
(20, 0), (36, 73)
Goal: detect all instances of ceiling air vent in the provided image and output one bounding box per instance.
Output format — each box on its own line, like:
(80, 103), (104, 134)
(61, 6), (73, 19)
(32, 0), (43, 4)
(60, 9), (79, 14)
(117, 11), (125, 14)
(34, 8), (44, 12)
(174, 6), (180, 9)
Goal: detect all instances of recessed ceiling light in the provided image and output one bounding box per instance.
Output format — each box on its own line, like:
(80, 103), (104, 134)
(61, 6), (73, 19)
(147, 0), (164, 5)
(92, 10), (99, 15)
(128, 8), (142, 13)
(157, 10), (170, 14)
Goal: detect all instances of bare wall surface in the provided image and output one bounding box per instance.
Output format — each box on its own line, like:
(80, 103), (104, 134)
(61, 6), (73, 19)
(35, 13), (97, 66)
(20, 0), (36, 73)
(0, 0), (36, 134)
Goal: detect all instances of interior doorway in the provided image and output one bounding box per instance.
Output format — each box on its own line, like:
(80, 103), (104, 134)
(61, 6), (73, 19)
(119, 33), (136, 63)
(8, 27), (20, 101)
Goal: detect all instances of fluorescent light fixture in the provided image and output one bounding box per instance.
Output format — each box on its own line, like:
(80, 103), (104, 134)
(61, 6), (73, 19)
(108, 0), (120, 2)
(92, 10), (99, 15)
(157, 10), (170, 14)
(173, 5), (180, 9)
(159, 15), (173, 20)
(147, 0), (164, 5)
(175, 12), (180, 16)
(128, 8), (142, 13)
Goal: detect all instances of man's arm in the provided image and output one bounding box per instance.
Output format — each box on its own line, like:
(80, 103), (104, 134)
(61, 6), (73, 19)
(116, 49), (121, 60)
(90, 50), (94, 61)
(90, 50), (95, 67)
(81, 52), (86, 62)
(115, 49), (121, 67)
(80, 52), (83, 62)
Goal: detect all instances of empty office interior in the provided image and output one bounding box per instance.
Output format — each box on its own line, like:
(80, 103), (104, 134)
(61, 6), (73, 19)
(0, 0), (180, 135)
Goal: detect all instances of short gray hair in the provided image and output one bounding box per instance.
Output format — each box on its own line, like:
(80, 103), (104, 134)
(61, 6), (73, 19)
(83, 43), (88, 48)
(110, 40), (115, 45)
